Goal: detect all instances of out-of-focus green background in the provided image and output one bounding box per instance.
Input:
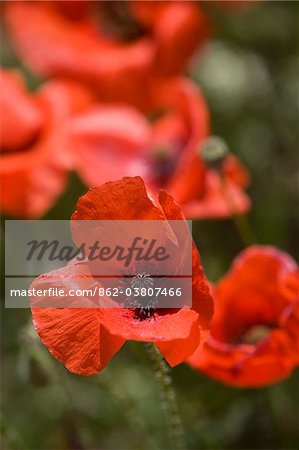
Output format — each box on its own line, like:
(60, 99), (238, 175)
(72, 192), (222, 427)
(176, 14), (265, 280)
(1, 1), (299, 449)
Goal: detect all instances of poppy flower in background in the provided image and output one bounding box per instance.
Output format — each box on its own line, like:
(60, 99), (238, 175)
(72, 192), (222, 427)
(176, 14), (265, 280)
(69, 76), (251, 219)
(187, 246), (299, 387)
(31, 176), (214, 375)
(4, 0), (209, 108)
(130, 0), (209, 74)
(279, 269), (299, 361)
(0, 69), (93, 218)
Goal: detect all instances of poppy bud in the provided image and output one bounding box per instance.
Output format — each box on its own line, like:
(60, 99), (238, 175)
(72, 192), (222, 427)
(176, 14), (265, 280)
(200, 136), (229, 171)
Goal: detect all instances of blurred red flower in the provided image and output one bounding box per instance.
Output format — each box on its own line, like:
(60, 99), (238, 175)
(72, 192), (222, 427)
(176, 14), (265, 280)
(69, 76), (251, 219)
(0, 69), (93, 217)
(187, 246), (299, 387)
(279, 270), (299, 361)
(130, 0), (209, 74)
(31, 176), (214, 375)
(4, 0), (209, 107)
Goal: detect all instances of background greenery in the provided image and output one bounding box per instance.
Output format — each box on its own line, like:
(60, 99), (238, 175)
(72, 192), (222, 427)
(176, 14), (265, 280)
(1, 1), (299, 449)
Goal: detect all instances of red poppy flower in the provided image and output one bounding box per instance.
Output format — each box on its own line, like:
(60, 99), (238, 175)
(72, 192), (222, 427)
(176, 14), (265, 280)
(0, 69), (93, 218)
(31, 176), (214, 375)
(4, 1), (209, 107)
(279, 270), (299, 362)
(130, 0), (209, 74)
(187, 246), (299, 387)
(69, 76), (250, 219)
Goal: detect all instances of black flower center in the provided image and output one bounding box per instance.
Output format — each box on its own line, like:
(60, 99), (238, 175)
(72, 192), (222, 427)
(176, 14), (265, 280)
(95, 1), (147, 42)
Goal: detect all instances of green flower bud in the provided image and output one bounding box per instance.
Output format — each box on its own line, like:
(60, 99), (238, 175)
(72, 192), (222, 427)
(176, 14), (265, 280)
(200, 136), (229, 170)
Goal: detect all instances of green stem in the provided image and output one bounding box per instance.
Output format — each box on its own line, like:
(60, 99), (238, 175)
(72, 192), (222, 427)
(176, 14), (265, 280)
(220, 174), (257, 247)
(231, 213), (257, 247)
(144, 343), (186, 450)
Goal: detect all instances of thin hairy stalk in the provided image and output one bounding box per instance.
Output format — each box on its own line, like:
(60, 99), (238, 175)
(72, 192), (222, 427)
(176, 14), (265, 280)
(144, 343), (186, 450)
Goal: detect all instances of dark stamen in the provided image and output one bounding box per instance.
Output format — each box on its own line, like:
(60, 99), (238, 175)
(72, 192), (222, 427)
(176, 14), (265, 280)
(95, 1), (147, 42)
(152, 146), (178, 185)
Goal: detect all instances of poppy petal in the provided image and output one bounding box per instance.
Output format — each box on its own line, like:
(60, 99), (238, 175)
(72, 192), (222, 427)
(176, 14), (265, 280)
(71, 176), (165, 221)
(32, 308), (125, 376)
(30, 263), (125, 376)
(158, 189), (214, 329)
(188, 329), (296, 387)
(99, 307), (200, 344)
(156, 319), (203, 366)
(182, 170), (251, 219)
(0, 71), (44, 152)
(70, 106), (152, 186)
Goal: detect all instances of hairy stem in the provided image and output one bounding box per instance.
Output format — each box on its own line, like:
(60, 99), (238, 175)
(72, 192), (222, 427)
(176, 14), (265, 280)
(144, 343), (186, 450)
